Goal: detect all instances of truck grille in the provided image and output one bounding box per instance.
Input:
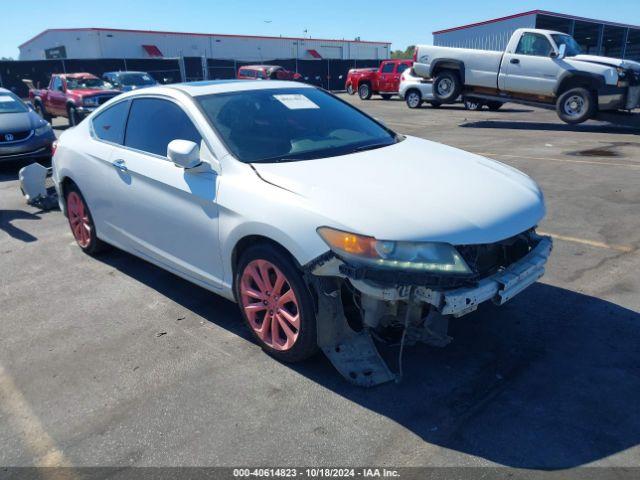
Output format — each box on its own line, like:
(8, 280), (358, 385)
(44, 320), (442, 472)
(0, 130), (33, 143)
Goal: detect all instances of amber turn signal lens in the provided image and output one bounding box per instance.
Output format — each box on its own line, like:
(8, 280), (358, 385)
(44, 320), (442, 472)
(317, 227), (377, 258)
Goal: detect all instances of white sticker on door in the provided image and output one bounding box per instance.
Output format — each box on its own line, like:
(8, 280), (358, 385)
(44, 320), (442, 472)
(273, 94), (319, 110)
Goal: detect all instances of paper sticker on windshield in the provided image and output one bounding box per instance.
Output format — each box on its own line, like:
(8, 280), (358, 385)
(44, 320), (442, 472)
(273, 94), (319, 110)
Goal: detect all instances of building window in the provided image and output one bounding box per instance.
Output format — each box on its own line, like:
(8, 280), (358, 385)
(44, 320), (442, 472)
(536, 14), (573, 34)
(626, 29), (640, 61)
(603, 25), (627, 58)
(573, 21), (602, 54)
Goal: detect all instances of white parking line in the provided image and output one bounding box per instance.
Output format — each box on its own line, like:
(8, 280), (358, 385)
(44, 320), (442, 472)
(475, 152), (640, 169)
(538, 231), (635, 253)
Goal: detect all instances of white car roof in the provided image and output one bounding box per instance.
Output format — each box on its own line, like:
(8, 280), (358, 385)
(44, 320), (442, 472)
(170, 80), (313, 97)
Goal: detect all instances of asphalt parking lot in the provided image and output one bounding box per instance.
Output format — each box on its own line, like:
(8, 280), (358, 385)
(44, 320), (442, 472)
(1, 97), (639, 471)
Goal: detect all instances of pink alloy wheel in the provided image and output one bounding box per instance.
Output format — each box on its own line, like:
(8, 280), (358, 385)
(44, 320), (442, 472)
(67, 191), (91, 248)
(239, 259), (300, 351)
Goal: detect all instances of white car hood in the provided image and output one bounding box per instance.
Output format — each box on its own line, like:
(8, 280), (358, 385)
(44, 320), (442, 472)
(571, 55), (640, 71)
(252, 136), (545, 245)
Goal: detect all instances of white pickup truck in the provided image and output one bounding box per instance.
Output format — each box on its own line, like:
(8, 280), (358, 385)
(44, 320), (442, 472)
(413, 28), (640, 124)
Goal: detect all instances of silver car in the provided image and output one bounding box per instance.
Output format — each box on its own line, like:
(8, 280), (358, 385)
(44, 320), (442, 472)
(398, 68), (439, 109)
(0, 88), (55, 163)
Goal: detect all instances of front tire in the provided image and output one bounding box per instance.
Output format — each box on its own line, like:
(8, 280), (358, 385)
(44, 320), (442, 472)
(556, 88), (594, 124)
(68, 105), (80, 127)
(432, 70), (462, 103)
(405, 89), (423, 109)
(358, 83), (372, 100)
(34, 101), (52, 122)
(65, 184), (106, 255)
(235, 244), (318, 363)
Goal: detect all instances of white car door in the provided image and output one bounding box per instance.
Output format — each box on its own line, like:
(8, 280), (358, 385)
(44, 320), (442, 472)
(105, 96), (223, 290)
(501, 32), (561, 96)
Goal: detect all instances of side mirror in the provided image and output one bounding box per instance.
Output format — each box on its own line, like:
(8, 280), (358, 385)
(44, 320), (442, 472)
(556, 44), (567, 60)
(167, 139), (201, 169)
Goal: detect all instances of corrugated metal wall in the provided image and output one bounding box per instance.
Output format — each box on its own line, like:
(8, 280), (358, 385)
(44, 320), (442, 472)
(433, 14), (537, 51)
(19, 30), (389, 61)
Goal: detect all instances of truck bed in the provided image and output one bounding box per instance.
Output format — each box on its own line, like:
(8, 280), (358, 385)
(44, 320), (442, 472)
(414, 45), (503, 89)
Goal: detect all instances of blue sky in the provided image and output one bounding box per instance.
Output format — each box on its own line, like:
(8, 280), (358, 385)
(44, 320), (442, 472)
(1, 0), (638, 59)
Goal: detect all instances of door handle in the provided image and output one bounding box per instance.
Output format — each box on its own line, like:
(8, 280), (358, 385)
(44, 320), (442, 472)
(112, 159), (128, 172)
(510, 58), (520, 64)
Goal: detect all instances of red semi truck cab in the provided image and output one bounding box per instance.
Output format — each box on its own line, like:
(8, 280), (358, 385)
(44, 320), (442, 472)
(29, 73), (120, 126)
(345, 59), (413, 100)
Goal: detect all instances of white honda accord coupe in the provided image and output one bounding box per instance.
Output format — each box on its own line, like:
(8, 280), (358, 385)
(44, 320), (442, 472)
(53, 80), (552, 386)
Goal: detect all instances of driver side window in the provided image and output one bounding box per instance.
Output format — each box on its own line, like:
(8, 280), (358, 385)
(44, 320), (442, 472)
(516, 33), (553, 57)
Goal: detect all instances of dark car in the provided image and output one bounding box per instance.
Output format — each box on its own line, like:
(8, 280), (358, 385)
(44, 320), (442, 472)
(0, 88), (55, 163)
(102, 71), (159, 91)
(237, 65), (302, 81)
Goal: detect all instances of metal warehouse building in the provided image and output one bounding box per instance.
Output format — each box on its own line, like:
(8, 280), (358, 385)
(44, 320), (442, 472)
(18, 28), (390, 61)
(433, 10), (640, 61)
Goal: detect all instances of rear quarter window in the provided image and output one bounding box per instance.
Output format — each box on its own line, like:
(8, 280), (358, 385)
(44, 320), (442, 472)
(91, 100), (130, 144)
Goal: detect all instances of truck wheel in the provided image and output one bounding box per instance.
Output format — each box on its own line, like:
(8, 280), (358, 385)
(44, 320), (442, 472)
(235, 243), (318, 363)
(68, 106), (80, 127)
(463, 97), (484, 111)
(432, 70), (462, 103)
(556, 88), (594, 124)
(405, 90), (423, 109)
(34, 101), (52, 122)
(380, 94), (392, 100)
(486, 101), (504, 111)
(347, 84), (354, 95)
(358, 83), (372, 100)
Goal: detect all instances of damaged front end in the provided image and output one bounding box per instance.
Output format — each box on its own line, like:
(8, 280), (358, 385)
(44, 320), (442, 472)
(304, 229), (552, 387)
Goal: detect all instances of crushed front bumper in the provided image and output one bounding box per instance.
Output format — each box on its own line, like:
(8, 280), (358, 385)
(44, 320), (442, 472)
(312, 234), (553, 318)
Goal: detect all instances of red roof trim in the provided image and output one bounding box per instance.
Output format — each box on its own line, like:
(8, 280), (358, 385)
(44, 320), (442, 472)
(432, 10), (640, 35)
(19, 27), (391, 49)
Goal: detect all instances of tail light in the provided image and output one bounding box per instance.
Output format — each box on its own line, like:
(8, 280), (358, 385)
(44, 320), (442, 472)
(51, 140), (58, 156)
(413, 48), (418, 62)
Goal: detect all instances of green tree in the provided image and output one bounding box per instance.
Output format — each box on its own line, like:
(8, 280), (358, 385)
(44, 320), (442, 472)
(390, 45), (415, 59)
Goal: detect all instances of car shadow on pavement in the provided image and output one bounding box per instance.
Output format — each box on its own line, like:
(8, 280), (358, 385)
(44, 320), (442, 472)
(460, 120), (639, 135)
(291, 282), (640, 470)
(93, 249), (640, 470)
(0, 210), (42, 242)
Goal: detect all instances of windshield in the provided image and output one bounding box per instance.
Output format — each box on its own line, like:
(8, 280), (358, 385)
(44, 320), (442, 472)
(197, 88), (397, 163)
(66, 77), (110, 90)
(120, 73), (156, 86)
(552, 34), (583, 57)
(0, 93), (28, 114)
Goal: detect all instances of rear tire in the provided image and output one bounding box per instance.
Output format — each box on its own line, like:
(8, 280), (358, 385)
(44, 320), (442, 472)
(556, 88), (594, 124)
(486, 101), (504, 111)
(346, 84), (354, 95)
(64, 183), (107, 255)
(358, 83), (372, 100)
(405, 90), (423, 109)
(235, 243), (318, 363)
(34, 101), (52, 122)
(380, 94), (392, 100)
(432, 70), (462, 103)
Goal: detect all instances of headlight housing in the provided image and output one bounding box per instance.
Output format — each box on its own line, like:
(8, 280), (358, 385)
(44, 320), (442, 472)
(317, 227), (471, 274)
(34, 122), (52, 136)
(83, 97), (99, 107)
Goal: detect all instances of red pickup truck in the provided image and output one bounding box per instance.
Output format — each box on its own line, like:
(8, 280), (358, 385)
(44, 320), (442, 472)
(29, 73), (120, 126)
(345, 59), (413, 100)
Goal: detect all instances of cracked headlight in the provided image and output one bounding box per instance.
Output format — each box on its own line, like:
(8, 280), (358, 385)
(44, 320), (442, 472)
(317, 227), (471, 274)
(83, 97), (99, 107)
(34, 122), (52, 136)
